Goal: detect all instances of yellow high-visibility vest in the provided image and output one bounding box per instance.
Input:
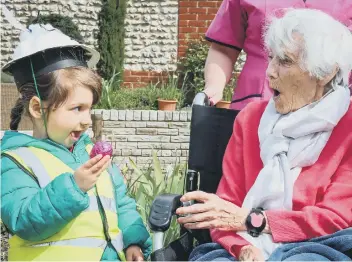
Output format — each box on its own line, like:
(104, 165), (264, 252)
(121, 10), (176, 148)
(3, 145), (126, 261)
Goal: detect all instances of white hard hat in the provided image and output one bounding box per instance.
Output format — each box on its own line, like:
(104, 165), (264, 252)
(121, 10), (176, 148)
(2, 23), (100, 88)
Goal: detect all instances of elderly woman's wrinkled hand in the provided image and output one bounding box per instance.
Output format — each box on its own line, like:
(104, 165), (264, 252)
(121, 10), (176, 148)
(176, 191), (249, 231)
(239, 245), (265, 262)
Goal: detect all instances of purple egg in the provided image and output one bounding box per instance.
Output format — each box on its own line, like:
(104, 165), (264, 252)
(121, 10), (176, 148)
(90, 141), (113, 158)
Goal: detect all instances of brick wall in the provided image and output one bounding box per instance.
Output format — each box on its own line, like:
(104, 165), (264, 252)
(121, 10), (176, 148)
(124, 0), (179, 88)
(178, 0), (222, 57)
(122, 70), (169, 88)
(91, 109), (191, 168)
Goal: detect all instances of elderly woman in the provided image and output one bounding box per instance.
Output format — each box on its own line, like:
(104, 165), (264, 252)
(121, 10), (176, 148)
(176, 9), (352, 261)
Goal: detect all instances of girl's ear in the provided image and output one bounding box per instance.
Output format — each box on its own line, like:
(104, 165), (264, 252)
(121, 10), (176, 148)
(28, 96), (44, 119)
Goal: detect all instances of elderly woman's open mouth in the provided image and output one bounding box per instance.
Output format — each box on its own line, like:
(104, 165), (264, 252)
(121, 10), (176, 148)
(273, 89), (280, 97)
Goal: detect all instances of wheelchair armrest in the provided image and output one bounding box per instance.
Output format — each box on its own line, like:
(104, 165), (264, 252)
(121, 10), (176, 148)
(192, 92), (210, 106)
(148, 194), (182, 232)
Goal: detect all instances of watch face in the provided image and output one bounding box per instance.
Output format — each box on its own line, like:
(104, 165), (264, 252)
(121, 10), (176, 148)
(246, 208), (266, 237)
(250, 213), (264, 228)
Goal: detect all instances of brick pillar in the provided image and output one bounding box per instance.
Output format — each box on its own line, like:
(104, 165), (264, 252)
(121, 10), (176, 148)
(178, 0), (222, 57)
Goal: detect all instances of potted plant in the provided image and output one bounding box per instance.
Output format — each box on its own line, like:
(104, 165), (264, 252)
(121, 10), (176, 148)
(216, 85), (233, 109)
(157, 75), (184, 111)
(157, 90), (179, 111)
(216, 72), (239, 109)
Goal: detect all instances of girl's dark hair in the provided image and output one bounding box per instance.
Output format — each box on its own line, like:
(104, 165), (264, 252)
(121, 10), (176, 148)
(10, 67), (102, 130)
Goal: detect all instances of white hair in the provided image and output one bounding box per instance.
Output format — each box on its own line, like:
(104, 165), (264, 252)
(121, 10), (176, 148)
(264, 9), (352, 89)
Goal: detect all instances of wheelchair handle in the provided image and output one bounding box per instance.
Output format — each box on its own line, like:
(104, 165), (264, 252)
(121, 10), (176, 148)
(148, 194), (182, 232)
(192, 92), (211, 106)
(149, 194), (183, 252)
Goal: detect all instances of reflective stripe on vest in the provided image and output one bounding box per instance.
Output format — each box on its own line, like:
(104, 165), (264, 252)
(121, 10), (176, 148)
(11, 147), (51, 188)
(29, 232), (124, 252)
(30, 237), (107, 248)
(87, 195), (117, 213)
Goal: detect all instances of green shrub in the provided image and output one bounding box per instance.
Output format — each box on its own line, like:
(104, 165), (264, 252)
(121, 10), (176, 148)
(95, 79), (161, 110)
(96, 73), (188, 110)
(122, 152), (187, 247)
(178, 39), (209, 105)
(95, 87), (159, 110)
(28, 13), (83, 42)
(179, 39), (242, 105)
(97, 0), (127, 88)
(223, 85), (234, 102)
(1, 72), (14, 83)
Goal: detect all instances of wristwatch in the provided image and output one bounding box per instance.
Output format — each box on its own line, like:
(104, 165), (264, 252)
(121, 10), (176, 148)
(245, 207), (266, 237)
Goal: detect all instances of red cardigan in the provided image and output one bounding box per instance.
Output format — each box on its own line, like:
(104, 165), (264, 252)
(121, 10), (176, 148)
(210, 101), (352, 258)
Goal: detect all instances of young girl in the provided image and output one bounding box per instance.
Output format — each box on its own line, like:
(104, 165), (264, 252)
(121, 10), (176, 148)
(1, 23), (151, 261)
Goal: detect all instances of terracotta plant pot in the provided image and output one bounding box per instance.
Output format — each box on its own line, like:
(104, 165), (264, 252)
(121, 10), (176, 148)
(157, 99), (178, 111)
(216, 100), (231, 109)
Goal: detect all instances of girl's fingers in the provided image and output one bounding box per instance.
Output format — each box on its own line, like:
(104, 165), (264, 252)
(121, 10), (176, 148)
(91, 156), (111, 174)
(83, 154), (103, 169)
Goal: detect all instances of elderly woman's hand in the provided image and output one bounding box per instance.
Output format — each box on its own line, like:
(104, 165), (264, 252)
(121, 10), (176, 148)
(238, 245), (265, 261)
(176, 191), (249, 231)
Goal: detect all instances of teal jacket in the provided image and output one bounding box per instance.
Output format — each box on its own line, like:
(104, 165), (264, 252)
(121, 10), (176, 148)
(1, 131), (152, 261)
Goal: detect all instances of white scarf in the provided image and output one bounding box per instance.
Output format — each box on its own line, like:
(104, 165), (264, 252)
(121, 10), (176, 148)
(237, 86), (351, 259)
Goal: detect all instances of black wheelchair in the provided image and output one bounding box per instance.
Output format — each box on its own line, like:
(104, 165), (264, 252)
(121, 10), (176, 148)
(148, 93), (240, 261)
(147, 93), (352, 261)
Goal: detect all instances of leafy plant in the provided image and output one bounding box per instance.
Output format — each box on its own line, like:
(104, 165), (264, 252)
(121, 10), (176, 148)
(222, 85), (234, 102)
(97, 0), (127, 87)
(99, 71), (121, 109)
(178, 39), (209, 105)
(158, 87), (180, 101)
(179, 39), (244, 105)
(122, 152), (187, 247)
(28, 13), (83, 42)
(223, 72), (239, 101)
(158, 74), (187, 109)
(96, 73), (189, 110)
(96, 84), (161, 110)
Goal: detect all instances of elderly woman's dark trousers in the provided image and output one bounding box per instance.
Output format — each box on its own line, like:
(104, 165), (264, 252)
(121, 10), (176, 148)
(189, 228), (352, 261)
(189, 243), (344, 261)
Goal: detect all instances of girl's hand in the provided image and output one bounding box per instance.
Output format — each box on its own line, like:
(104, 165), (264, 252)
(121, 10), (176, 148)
(176, 191), (249, 231)
(73, 154), (111, 192)
(239, 245), (265, 261)
(126, 245), (144, 261)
